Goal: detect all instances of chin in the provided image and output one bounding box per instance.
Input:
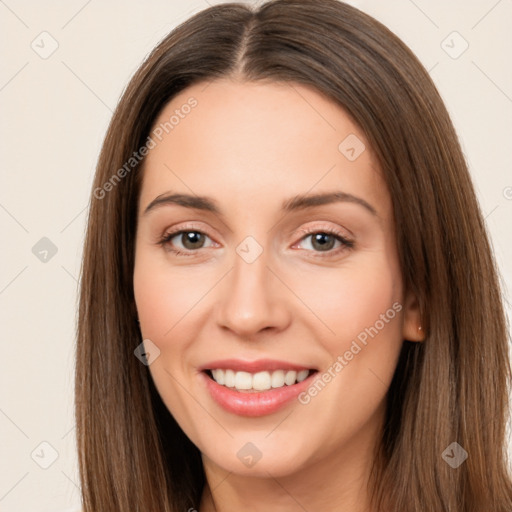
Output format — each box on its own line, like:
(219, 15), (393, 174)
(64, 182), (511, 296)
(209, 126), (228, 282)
(201, 436), (313, 478)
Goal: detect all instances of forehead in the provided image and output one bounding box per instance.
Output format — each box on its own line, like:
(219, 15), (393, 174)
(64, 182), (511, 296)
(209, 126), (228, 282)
(138, 78), (390, 222)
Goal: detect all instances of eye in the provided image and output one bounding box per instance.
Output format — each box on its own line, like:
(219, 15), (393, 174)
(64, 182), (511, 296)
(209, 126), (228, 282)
(157, 228), (216, 256)
(157, 225), (354, 258)
(294, 227), (354, 257)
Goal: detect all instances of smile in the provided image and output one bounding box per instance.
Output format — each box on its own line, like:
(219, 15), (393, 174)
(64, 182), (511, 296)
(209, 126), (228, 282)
(199, 359), (319, 416)
(207, 368), (312, 391)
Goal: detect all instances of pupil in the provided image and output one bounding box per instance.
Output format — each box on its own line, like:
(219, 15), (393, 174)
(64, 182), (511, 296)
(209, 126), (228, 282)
(313, 233), (334, 251)
(183, 232), (204, 249)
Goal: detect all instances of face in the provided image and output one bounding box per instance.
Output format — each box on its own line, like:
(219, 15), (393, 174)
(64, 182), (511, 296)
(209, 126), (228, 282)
(133, 78), (422, 480)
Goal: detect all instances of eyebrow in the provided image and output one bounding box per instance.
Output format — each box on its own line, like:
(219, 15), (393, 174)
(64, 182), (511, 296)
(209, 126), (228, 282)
(143, 191), (378, 218)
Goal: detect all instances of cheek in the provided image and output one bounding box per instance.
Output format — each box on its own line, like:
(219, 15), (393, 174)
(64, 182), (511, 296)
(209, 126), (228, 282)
(293, 251), (404, 437)
(299, 257), (401, 348)
(133, 251), (202, 342)
(294, 249), (404, 415)
(133, 252), (202, 432)
(134, 273), (170, 342)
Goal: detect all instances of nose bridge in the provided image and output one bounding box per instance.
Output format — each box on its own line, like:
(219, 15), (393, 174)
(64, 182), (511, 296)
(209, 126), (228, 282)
(215, 236), (289, 336)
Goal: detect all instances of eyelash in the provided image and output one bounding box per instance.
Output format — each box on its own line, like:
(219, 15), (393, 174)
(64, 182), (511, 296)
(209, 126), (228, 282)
(157, 225), (355, 259)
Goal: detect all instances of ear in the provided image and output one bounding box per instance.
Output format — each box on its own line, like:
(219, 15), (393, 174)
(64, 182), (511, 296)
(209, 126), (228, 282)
(402, 288), (425, 342)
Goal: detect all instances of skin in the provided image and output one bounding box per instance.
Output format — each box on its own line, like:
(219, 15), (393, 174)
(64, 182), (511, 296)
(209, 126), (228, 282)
(133, 78), (424, 512)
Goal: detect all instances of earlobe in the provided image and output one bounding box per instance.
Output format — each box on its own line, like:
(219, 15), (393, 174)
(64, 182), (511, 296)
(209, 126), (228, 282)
(401, 289), (426, 342)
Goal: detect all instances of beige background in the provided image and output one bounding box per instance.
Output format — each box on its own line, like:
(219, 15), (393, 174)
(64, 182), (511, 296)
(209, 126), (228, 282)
(1, 0), (511, 510)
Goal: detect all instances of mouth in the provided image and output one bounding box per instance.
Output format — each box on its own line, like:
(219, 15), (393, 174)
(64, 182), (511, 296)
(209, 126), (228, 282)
(198, 360), (319, 417)
(204, 368), (316, 392)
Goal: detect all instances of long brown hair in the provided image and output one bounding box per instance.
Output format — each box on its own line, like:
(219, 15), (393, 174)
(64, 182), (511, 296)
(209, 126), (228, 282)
(76, 1), (512, 510)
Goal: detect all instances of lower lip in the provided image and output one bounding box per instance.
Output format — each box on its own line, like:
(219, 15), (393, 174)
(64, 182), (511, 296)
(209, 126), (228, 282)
(200, 371), (316, 417)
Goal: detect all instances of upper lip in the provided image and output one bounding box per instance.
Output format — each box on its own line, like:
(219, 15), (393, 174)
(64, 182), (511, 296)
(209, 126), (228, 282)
(199, 359), (316, 373)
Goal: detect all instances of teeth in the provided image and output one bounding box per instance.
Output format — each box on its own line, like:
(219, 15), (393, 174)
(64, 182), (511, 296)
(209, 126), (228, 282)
(271, 370), (285, 388)
(284, 370), (296, 385)
(209, 369), (311, 391)
(253, 371), (272, 391)
(211, 369), (225, 385)
(235, 371), (252, 390)
(297, 369), (309, 382)
(225, 369), (235, 388)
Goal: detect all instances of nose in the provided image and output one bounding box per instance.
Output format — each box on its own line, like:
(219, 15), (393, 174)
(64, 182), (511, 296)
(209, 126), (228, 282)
(215, 245), (291, 339)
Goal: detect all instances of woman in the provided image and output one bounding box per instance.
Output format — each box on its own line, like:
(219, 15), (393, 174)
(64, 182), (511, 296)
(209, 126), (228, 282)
(76, 0), (512, 510)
